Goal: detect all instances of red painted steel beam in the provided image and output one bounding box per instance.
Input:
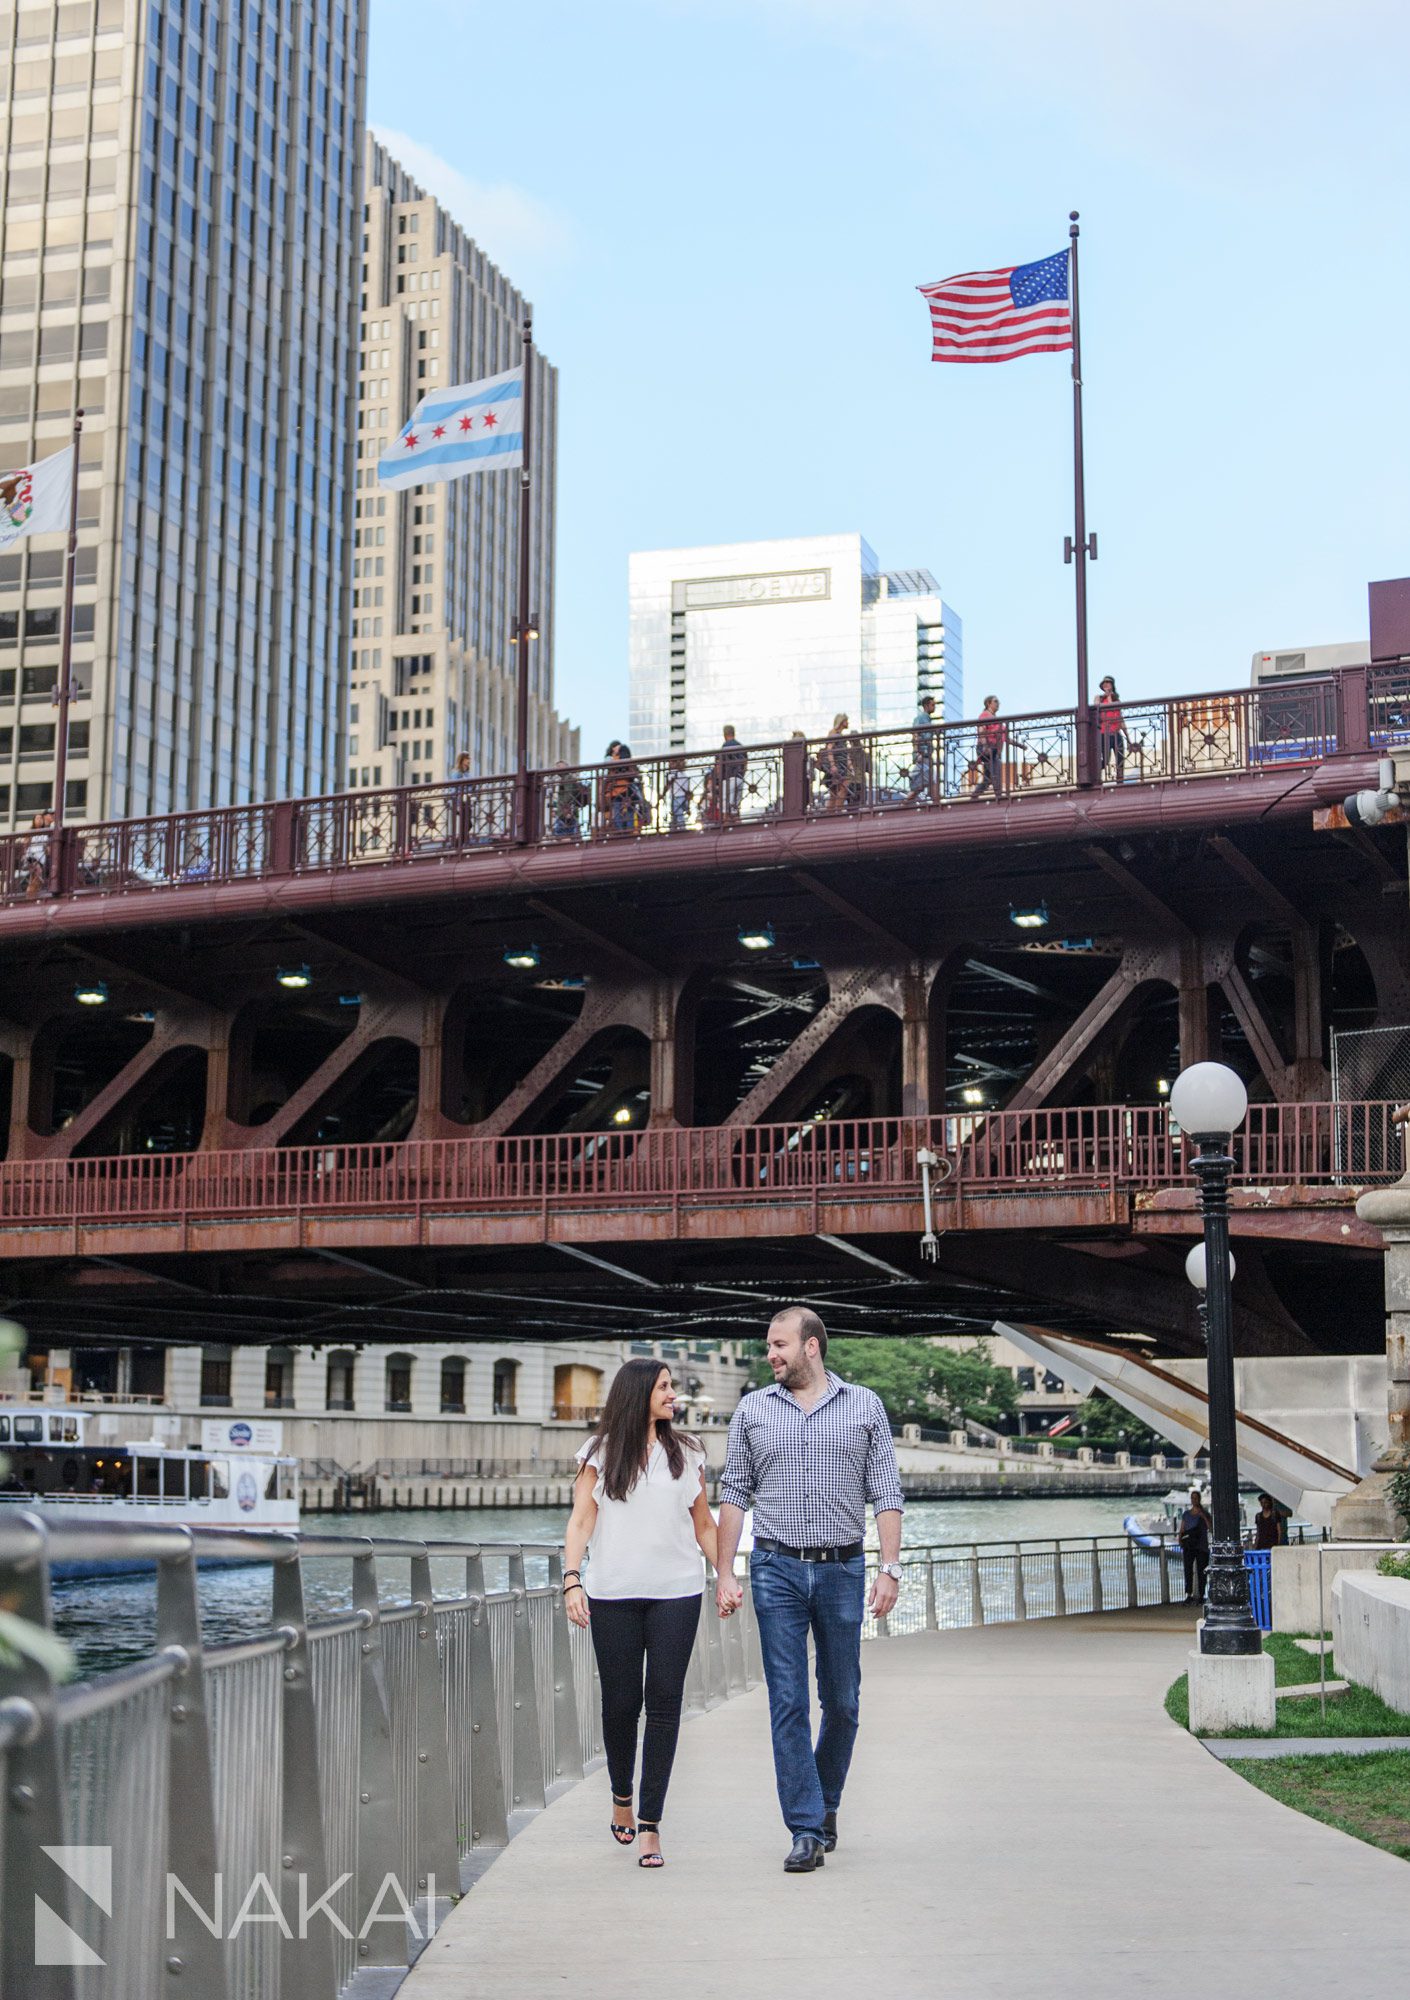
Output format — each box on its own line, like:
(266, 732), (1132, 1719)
(0, 1189), (1369, 1265)
(0, 760), (1386, 945)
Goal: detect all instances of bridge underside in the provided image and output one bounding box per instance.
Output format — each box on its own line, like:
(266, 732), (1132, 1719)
(0, 1211), (1384, 1358)
(0, 781), (1402, 1359)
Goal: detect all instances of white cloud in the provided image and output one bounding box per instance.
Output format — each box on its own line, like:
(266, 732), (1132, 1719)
(371, 128), (574, 286)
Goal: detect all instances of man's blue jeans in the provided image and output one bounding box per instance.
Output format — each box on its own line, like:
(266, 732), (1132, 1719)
(749, 1548), (865, 1838)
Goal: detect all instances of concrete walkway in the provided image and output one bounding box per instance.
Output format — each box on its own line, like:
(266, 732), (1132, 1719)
(405, 1606), (1410, 1999)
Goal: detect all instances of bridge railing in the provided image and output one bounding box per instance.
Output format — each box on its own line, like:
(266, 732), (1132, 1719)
(0, 1520), (762, 2000)
(0, 671), (1366, 908)
(0, 1100), (1400, 1231)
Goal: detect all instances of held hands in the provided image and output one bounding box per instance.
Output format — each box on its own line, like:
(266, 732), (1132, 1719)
(716, 1572), (744, 1619)
(868, 1571), (900, 1620)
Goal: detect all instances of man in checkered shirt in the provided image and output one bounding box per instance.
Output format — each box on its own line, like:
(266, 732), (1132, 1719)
(715, 1306), (904, 1873)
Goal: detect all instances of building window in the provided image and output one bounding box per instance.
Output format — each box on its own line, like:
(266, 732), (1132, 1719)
(385, 1352), (414, 1412)
(553, 1363), (604, 1424)
(492, 1358), (518, 1416)
(264, 1346), (294, 1409)
(199, 1352), (232, 1408)
(440, 1357), (467, 1414)
(326, 1350), (355, 1411)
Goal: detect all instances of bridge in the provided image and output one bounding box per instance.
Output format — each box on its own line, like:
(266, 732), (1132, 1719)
(3, 1520), (1407, 2000)
(0, 663), (1405, 1353)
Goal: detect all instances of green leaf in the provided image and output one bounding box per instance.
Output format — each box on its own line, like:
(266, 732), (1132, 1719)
(0, 1608), (74, 1681)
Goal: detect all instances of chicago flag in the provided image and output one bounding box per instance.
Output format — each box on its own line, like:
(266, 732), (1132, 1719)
(378, 366), (523, 490)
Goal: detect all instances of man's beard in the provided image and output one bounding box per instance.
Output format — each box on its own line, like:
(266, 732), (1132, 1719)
(778, 1355), (813, 1390)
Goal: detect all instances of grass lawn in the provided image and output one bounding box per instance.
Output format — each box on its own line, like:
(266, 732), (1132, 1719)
(1164, 1632), (1410, 1740)
(1225, 1750), (1410, 1863)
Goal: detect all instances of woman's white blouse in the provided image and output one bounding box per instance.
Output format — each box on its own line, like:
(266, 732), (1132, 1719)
(577, 1438), (706, 1600)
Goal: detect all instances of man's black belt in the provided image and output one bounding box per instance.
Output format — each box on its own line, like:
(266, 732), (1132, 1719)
(753, 1538), (863, 1563)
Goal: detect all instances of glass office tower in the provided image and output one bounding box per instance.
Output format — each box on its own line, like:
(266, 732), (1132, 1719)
(0, 0), (365, 827)
(628, 533), (963, 759)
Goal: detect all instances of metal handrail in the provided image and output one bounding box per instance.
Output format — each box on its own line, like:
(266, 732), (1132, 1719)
(0, 1099), (1400, 1233)
(0, 1519), (762, 2000)
(0, 668), (1364, 909)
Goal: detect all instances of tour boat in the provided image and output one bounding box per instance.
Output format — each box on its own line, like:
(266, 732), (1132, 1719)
(0, 1403), (300, 1576)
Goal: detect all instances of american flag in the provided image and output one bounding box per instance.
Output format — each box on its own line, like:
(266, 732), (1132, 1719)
(918, 249), (1071, 364)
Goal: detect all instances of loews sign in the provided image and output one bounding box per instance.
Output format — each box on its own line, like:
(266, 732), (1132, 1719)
(682, 568), (830, 611)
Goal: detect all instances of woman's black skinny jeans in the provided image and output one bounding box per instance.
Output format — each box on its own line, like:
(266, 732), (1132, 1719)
(589, 1594), (701, 1822)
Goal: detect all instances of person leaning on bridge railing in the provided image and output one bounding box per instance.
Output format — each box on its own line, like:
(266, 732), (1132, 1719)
(816, 714), (852, 813)
(550, 762), (591, 840)
(714, 1305), (905, 1875)
(561, 1355), (720, 1869)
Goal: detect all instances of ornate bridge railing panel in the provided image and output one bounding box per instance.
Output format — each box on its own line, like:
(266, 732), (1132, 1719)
(1368, 663), (1410, 750)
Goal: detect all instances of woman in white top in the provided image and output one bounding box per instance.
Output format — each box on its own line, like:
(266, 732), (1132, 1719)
(563, 1357), (720, 1869)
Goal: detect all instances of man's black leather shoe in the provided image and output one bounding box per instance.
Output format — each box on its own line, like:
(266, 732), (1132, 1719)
(822, 1811), (838, 1853)
(784, 1834), (825, 1873)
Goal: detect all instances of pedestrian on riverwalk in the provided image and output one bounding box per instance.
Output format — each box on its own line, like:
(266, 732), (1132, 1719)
(1177, 1487), (1212, 1601)
(562, 1357), (720, 1870)
(715, 1307), (904, 1874)
(1251, 1492), (1287, 1549)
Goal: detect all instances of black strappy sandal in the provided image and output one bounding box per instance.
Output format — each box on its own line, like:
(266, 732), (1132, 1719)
(637, 1819), (664, 1868)
(610, 1795), (636, 1845)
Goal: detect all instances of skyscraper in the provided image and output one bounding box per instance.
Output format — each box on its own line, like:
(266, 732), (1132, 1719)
(0, 0), (365, 828)
(346, 138), (576, 791)
(628, 533), (963, 759)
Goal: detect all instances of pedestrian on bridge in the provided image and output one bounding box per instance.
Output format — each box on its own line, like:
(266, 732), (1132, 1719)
(972, 696), (1006, 799)
(817, 714), (851, 812)
(1096, 676), (1127, 783)
(909, 693), (939, 802)
(715, 1307), (904, 1874)
(715, 724), (748, 822)
(562, 1357), (721, 1869)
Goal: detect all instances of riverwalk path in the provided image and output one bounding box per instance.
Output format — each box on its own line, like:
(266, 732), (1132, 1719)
(404, 1603), (1410, 2000)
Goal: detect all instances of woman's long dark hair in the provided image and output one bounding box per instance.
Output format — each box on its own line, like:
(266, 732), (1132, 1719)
(589, 1358), (699, 1502)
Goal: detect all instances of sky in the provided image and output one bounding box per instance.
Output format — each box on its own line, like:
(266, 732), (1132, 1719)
(367, 0), (1410, 753)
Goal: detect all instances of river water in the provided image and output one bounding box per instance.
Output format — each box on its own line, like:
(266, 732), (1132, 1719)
(51, 1493), (1145, 1675)
(49, 1496), (1152, 1680)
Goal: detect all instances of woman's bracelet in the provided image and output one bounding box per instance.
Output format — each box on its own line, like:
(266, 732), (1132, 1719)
(563, 1580), (584, 1594)
(563, 1570), (582, 1582)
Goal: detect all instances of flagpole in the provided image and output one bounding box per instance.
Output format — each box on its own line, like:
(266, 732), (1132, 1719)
(512, 316), (534, 842)
(1064, 212), (1096, 788)
(50, 407), (83, 836)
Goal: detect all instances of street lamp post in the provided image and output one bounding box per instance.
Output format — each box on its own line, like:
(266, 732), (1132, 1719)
(1171, 1061), (1261, 1658)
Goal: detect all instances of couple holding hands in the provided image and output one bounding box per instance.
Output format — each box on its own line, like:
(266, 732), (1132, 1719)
(563, 1306), (904, 1873)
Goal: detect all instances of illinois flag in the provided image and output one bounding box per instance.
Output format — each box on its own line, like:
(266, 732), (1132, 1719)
(0, 445), (73, 551)
(378, 366), (523, 490)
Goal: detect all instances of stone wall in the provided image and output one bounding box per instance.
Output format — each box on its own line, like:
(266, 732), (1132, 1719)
(1269, 1544), (1386, 1633)
(1332, 1570), (1410, 1714)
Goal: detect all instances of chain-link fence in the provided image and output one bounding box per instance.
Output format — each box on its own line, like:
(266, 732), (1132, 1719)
(1330, 1026), (1410, 1175)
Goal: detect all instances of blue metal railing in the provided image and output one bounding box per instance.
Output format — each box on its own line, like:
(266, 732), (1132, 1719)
(1243, 1548), (1272, 1629)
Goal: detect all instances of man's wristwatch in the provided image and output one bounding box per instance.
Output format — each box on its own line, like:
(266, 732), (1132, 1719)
(878, 1562), (903, 1581)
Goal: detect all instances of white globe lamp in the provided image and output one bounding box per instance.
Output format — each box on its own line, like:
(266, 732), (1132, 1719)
(1184, 1242), (1236, 1291)
(1169, 1062), (1248, 1139)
